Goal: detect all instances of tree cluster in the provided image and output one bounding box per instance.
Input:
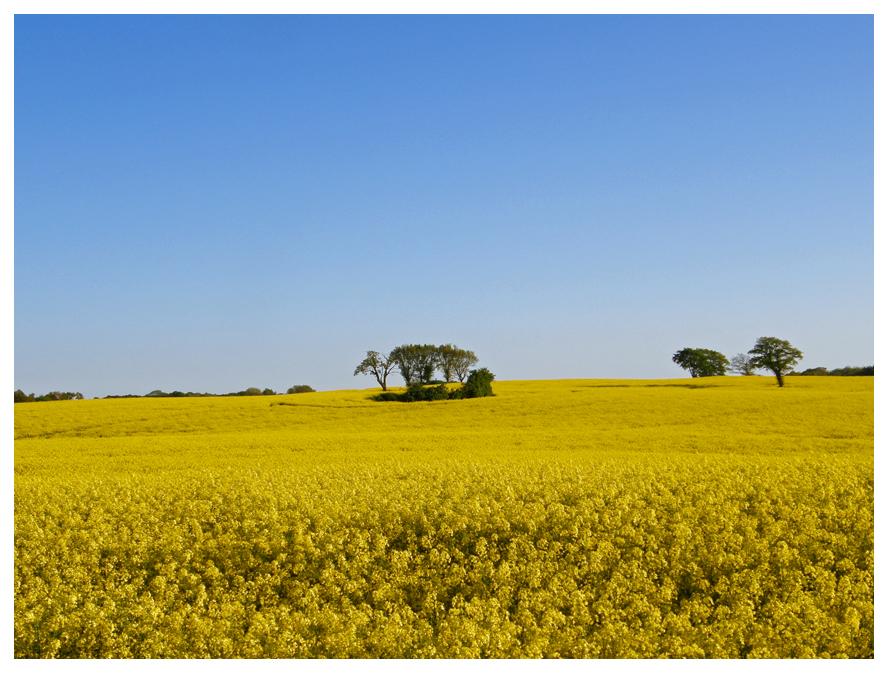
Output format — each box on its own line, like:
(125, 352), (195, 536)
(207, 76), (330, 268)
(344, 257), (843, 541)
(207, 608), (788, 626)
(373, 368), (496, 403)
(674, 337), (804, 387)
(14, 390), (84, 403)
(354, 344), (479, 391)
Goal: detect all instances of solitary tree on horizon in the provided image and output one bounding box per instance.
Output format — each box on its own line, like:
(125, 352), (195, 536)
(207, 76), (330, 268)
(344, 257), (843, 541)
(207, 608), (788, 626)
(730, 353), (757, 376)
(354, 350), (398, 391)
(748, 337), (803, 387)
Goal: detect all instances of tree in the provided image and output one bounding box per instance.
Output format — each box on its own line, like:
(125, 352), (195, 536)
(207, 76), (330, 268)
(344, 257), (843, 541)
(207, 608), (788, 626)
(452, 349), (479, 383)
(748, 336), (803, 387)
(262, 388), (276, 396)
(390, 344), (441, 385)
(437, 344), (479, 383)
(286, 385), (315, 394)
(729, 353), (757, 376)
(438, 344), (459, 382)
(416, 345), (441, 383)
(672, 348), (730, 377)
(354, 350), (397, 391)
(389, 346), (415, 385)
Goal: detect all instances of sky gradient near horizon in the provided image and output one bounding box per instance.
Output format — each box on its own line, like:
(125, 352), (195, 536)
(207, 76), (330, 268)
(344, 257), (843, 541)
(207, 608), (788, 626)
(15, 15), (873, 396)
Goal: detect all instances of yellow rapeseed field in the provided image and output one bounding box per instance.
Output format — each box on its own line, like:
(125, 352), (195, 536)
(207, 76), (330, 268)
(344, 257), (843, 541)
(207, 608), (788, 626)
(14, 377), (873, 658)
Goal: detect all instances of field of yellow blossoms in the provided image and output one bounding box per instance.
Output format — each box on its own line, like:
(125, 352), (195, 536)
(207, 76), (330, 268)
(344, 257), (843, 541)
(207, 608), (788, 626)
(14, 377), (873, 658)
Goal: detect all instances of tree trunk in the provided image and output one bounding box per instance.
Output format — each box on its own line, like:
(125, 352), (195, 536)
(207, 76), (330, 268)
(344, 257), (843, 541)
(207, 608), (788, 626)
(776, 371), (784, 387)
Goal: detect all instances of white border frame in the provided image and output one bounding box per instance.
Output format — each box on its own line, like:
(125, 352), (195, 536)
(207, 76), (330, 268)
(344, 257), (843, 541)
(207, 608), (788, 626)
(2, 2), (880, 668)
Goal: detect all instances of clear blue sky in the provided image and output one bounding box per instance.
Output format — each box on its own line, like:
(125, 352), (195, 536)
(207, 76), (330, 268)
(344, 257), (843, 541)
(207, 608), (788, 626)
(15, 15), (873, 396)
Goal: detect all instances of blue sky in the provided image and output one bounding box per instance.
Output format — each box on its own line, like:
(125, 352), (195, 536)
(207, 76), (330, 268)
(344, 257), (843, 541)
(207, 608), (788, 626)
(15, 15), (873, 396)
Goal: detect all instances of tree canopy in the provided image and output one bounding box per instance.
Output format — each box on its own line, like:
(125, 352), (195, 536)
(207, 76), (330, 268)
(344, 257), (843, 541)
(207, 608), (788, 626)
(390, 344), (441, 385)
(672, 348), (730, 378)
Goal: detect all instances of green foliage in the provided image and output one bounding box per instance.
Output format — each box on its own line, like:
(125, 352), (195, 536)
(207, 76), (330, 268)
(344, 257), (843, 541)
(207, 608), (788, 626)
(363, 345), (480, 388)
(372, 383), (451, 403)
(403, 383), (450, 402)
(672, 348), (730, 378)
(438, 345), (479, 383)
(390, 345), (441, 385)
(372, 369), (495, 403)
(457, 368), (496, 399)
(372, 391), (405, 402)
(286, 385), (316, 394)
(14, 389), (33, 403)
(748, 337), (803, 387)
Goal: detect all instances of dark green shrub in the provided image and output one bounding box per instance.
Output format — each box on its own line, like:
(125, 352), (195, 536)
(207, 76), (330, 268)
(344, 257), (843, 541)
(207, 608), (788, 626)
(461, 368), (495, 398)
(372, 383), (450, 402)
(370, 371), (496, 402)
(403, 383), (449, 402)
(373, 391), (404, 402)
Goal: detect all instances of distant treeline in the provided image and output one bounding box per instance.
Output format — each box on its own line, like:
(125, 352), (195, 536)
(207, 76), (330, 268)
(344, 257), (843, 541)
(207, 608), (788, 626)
(14, 385), (315, 402)
(789, 366), (874, 377)
(116, 385), (316, 399)
(14, 390), (84, 403)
